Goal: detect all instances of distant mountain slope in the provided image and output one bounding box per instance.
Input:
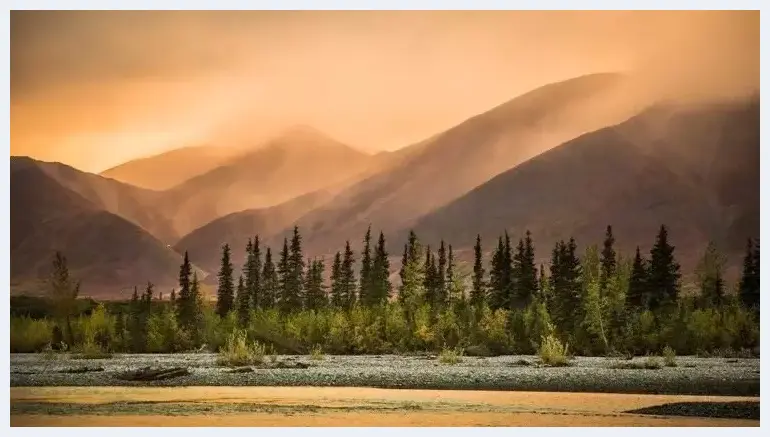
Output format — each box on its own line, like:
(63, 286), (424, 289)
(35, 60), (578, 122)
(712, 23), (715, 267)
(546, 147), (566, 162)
(158, 126), (374, 237)
(175, 189), (336, 273)
(409, 97), (759, 273)
(100, 145), (241, 190)
(283, 73), (650, 256)
(10, 159), (189, 297)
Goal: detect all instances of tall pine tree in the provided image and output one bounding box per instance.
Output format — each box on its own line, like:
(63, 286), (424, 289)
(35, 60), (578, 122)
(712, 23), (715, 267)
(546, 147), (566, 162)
(471, 235), (486, 306)
(341, 241), (357, 308)
(249, 236), (263, 309)
(216, 243), (235, 318)
(647, 225), (680, 310)
(304, 258), (327, 310)
(236, 274), (249, 327)
(739, 238), (760, 310)
(262, 247), (278, 308)
(176, 251), (194, 331)
(436, 240), (447, 306)
(359, 226), (373, 304)
(626, 246), (647, 310)
(370, 231), (392, 305)
(512, 231), (537, 309)
(600, 225), (616, 292)
(489, 236), (506, 310)
(330, 251), (344, 307)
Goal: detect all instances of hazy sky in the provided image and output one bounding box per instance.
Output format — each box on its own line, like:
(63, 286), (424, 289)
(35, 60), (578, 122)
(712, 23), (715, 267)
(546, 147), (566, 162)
(11, 10), (759, 172)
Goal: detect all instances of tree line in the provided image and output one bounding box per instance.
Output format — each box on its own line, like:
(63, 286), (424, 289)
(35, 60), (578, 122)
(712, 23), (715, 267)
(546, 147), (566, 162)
(10, 224), (760, 356)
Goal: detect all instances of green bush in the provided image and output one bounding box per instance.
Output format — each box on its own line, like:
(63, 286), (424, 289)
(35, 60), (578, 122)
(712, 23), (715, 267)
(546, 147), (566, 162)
(437, 346), (464, 365)
(10, 316), (53, 352)
(662, 345), (677, 367)
(216, 329), (266, 367)
(72, 340), (113, 359)
(310, 344), (325, 361)
(538, 334), (569, 367)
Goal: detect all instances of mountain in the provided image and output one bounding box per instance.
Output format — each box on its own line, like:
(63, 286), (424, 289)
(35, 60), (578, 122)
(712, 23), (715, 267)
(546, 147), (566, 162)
(174, 189), (336, 273)
(158, 126), (374, 237)
(100, 144), (242, 190)
(280, 73), (651, 256)
(23, 157), (177, 242)
(409, 97), (759, 274)
(10, 158), (190, 297)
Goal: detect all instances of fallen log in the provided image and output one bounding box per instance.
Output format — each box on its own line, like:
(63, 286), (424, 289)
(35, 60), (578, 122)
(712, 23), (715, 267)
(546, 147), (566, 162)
(114, 366), (190, 381)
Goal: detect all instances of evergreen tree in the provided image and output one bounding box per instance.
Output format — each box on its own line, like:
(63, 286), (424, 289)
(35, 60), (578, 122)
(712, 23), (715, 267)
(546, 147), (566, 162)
(304, 258), (327, 310)
(550, 238), (582, 335)
(330, 251), (344, 307)
(242, 238), (254, 309)
(370, 231), (392, 305)
(244, 236), (263, 309)
(696, 241), (727, 308)
(600, 225), (617, 292)
(216, 243), (235, 318)
(626, 247), (647, 310)
(512, 231), (537, 309)
(114, 312), (126, 351)
(262, 247), (278, 308)
(236, 275), (249, 327)
(189, 272), (205, 345)
(170, 289), (176, 305)
(446, 244), (456, 302)
(471, 235), (486, 306)
(283, 226), (305, 312)
(489, 236), (506, 309)
(399, 244), (409, 287)
(359, 226), (373, 304)
(423, 246), (437, 304)
(341, 241), (357, 308)
(128, 286), (144, 352)
(49, 251), (79, 346)
(278, 237), (291, 312)
(647, 225), (681, 309)
(399, 233), (423, 307)
(502, 232), (514, 309)
(538, 264), (548, 303)
(436, 240), (447, 306)
(739, 238), (760, 310)
(176, 251), (194, 331)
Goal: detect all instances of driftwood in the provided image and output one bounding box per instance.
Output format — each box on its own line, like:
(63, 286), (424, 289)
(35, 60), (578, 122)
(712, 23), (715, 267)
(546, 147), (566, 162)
(60, 366), (104, 373)
(115, 366), (190, 381)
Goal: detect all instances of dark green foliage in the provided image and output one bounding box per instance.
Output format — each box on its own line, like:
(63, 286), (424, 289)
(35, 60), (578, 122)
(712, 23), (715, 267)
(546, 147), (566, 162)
(215, 243), (235, 318)
(471, 235), (486, 306)
(549, 238), (582, 335)
(647, 225), (681, 310)
(697, 242), (727, 308)
(330, 251), (344, 307)
(340, 241), (357, 308)
(49, 251), (80, 346)
(488, 236), (507, 310)
(739, 238), (760, 311)
(369, 231), (392, 305)
(359, 226), (373, 304)
(627, 247), (647, 310)
(436, 240), (447, 306)
(304, 258), (327, 310)
(235, 275), (249, 327)
(176, 251), (194, 331)
(261, 247), (278, 308)
(512, 231), (537, 309)
(600, 225), (616, 292)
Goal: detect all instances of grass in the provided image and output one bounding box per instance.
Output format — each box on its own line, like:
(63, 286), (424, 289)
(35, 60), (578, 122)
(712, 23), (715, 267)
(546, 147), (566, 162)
(310, 344), (325, 361)
(437, 347), (464, 365)
(538, 334), (569, 367)
(216, 330), (266, 367)
(71, 341), (113, 360)
(663, 346), (678, 367)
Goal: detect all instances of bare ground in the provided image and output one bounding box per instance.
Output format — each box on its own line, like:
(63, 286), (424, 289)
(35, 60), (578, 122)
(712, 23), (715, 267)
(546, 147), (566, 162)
(10, 386), (760, 427)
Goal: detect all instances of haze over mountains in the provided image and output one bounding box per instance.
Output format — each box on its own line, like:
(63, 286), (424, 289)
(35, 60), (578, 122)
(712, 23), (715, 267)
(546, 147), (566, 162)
(10, 73), (759, 297)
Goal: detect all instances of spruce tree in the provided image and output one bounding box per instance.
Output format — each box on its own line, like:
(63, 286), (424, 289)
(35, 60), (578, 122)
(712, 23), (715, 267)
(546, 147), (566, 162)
(49, 251), (79, 346)
(600, 225), (616, 292)
(626, 247), (647, 310)
(436, 240), (447, 306)
(189, 272), (205, 346)
(399, 231), (422, 306)
(359, 226), (373, 304)
(537, 264), (547, 303)
(283, 226), (305, 312)
(242, 238), (254, 309)
(696, 241), (727, 308)
(471, 235), (486, 306)
(446, 244), (456, 303)
(278, 237), (291, 312)
(423, 246), (436, 305)
(246, 236), (263, 309)
(502, 232), (514, 309)
(370, 231), (392, 305)
(236, 275), (249, 327)
(176, 251), (193, 331)
(489, 236), (506, 310)
(330, 251), (344, 307)
(550, 239), (582, 335)
(399, 244), (409, 287)
(128, 286), (143, 352)
(647, 225), (680, 309)
(341, 241), (357, 308)
(512, 231), (537, 309)
(304, 258), (327, 310)
(739, 238), (760, 310)
(262, 247), (278, 308)
(216, 243), (235, 318)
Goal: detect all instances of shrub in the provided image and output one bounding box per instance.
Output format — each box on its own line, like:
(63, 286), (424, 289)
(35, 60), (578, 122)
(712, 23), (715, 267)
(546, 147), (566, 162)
(662, 345), (677, 367)
(10, 316), (53, 352)
(438, 346), (464, 365)
(538, 334), (569, 367)
(644, 355), (662, 370)
(72, 340), (113, 359)
(310, 344), (325, 361)
(216, 330), (265, 367)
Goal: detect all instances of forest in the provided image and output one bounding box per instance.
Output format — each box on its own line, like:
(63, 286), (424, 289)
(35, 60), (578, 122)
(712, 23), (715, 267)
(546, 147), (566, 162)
(10, 225), (761, 360)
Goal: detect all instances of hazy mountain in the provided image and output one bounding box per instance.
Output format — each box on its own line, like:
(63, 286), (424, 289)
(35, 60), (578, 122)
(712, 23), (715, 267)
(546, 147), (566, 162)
(13, 156), (177, 242)
(10, 158), (190, 297)
(158, 126), (374, 238)
(282, 73), (651, 256)
(174, 189), (336, 273)
(100, 145), (242, 190)
(409, 97), (759, 274)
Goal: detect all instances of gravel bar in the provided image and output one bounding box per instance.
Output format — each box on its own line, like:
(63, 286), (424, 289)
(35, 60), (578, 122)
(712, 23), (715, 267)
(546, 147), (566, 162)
(11, 354), (760, 396)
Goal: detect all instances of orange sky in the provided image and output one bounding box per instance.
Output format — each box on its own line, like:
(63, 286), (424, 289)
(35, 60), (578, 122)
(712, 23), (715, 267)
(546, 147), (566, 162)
(10, 10), (759, 173)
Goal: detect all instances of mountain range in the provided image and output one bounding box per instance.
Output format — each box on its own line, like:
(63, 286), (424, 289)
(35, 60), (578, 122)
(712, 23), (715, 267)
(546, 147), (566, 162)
(10, 73), (759, 297)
